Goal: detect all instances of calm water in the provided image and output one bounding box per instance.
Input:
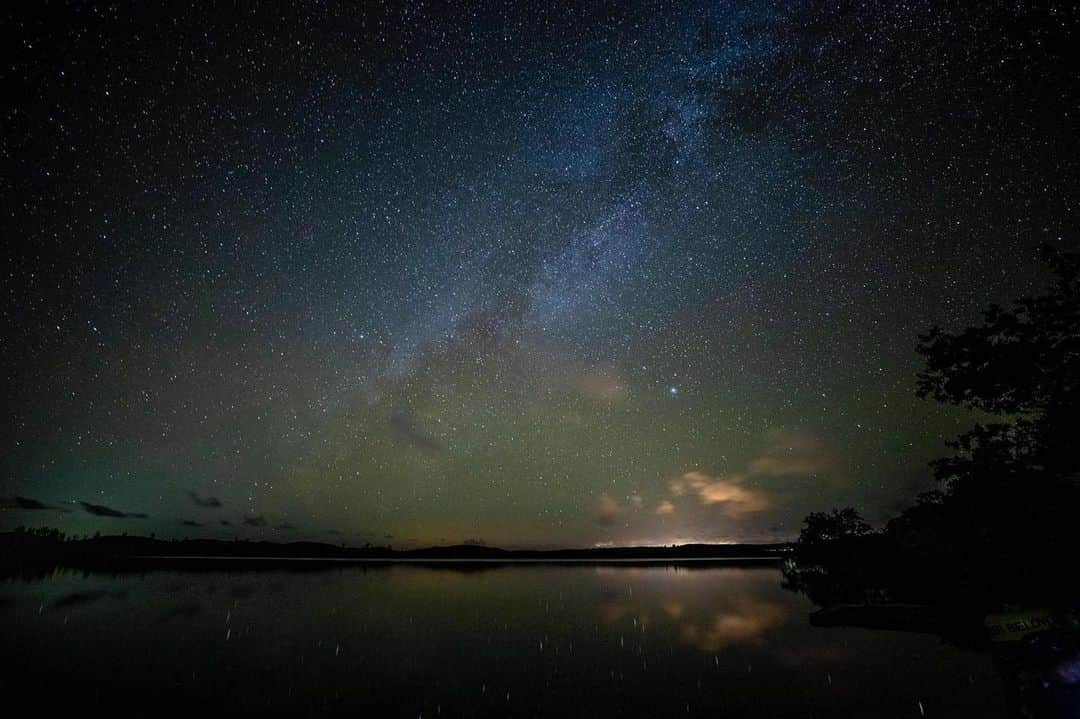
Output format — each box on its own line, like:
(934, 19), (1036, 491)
(1, 564), (1008, 717)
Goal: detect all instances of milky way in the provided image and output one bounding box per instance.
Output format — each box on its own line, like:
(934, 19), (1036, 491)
(3, 1), (1077, 546)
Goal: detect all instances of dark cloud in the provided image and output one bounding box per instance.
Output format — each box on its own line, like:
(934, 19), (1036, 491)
(0, 496), (69, 512)
(388, 411), (446, 455)
(78, 501), (147, 519)
(242, 515), (267, 527)
(325, 528), (342, 535)
(187, 491), (222, 508)
(277, 523), (297, 531)
(180, 519), (203, 527)
(220, 519), (232, 527)
(463, 538), (487, 546)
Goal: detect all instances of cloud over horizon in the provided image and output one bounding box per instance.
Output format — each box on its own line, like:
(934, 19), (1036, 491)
(78, 501), (148, 519)
(595, 494), (629, 526)
(747, 429), (836, 477)
(188, 491), (223, 508)
(1, 496), (70, 512)
(388, 411), (447, 455)
(668, 472), (770, 517)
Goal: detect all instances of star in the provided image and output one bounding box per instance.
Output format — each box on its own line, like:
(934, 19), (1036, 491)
(0, 0), (1071, 548)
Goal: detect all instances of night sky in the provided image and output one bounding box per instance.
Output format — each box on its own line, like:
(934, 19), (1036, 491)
(2, 1), (1076, 548)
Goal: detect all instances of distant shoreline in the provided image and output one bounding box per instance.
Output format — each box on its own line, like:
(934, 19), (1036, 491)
(1, 529), (791, 573)
(133, 554), (784, 566)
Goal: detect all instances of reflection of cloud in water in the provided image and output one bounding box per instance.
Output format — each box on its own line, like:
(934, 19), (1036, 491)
(677, 599), (787, 651)
(594, 567), (789, 652)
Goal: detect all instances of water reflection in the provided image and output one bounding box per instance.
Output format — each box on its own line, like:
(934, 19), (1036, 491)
(593, 567), (789, 652)
(1, 564), (1008, 717)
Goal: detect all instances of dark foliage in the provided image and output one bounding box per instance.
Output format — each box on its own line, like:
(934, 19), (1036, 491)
(798, 508), (873, 548)
(792, 246), (1079, 608)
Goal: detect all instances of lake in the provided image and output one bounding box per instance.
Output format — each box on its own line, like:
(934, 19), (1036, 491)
(0, 563), (1011, 716)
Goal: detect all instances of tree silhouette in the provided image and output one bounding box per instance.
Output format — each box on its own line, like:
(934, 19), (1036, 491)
(792, 246), (1079, 604)
(916, 245), (1080, 495)
(799, 508), (873, 548)
(907, 245), (1080, 559)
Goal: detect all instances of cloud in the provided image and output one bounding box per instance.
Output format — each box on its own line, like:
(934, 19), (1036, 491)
(668, 472), (769, 517)
(747, 429), (836, 476)
(388, 411), (446, 455)
(667, 479), (689, 497)
(576, 370), (627, 402)
(276, 523), (297, 531)
(595, 492), (655, 527)
(462, 538), (487, 546)
(242, 515), (267, 527)
(0, 496), (69, 512)
(657, 429), (833, 526)
(595, 494), (626, 526)
(187, 491), (222, 508)
(180, 519), (203, 527)
(78, 501), (147, 519)
(679, 600), (788, 652)
(596, 579), (789, 654)
(220, 519), (232, 527)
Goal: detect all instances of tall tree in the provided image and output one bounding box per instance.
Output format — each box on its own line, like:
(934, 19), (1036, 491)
(913, 246), (1079, 548)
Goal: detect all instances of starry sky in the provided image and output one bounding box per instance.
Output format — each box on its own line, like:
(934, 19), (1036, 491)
(2, 1), (1077, 548)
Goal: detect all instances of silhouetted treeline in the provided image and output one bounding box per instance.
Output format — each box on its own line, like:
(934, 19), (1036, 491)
(789, 246), (1079, 609)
